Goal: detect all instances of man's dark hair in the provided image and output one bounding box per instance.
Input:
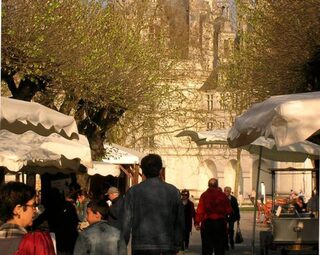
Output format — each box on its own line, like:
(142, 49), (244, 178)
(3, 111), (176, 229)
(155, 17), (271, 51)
(87, 199), (109, 220)
(0, 181), (36, 222)
(140, 154), (163, 178)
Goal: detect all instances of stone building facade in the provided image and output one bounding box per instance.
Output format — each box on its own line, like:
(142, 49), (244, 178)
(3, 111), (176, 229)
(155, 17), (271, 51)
(142, 0), (313, 201)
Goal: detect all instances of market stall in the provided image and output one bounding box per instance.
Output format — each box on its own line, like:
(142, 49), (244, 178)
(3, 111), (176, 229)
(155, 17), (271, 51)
(227, 91), (320, 255)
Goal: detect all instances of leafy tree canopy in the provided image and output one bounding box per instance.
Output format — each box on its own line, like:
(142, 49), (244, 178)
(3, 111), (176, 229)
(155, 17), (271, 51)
(219, 0), (320, 114)
(2, 0), (204, 158)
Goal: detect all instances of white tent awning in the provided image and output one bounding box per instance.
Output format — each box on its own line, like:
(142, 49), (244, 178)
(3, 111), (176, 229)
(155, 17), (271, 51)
(176, 129), (320, 162)
(1, 97), (79, 139)
(87, 161), (120, 176)
(103, 143), (145, 164)
(0, 130), (92, 172)
(227, 91), (320, 148)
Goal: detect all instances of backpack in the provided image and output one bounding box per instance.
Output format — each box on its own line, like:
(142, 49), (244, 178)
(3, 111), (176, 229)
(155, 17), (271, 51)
(15, 231), (56, 255)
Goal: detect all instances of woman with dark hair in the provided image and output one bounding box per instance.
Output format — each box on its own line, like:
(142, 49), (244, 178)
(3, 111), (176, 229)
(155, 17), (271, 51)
(181, 189), (195, 251)
(0, 181), (55, 255)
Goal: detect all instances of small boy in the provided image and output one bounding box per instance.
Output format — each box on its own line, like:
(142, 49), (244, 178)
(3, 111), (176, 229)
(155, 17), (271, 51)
(73, 200), (127, 255)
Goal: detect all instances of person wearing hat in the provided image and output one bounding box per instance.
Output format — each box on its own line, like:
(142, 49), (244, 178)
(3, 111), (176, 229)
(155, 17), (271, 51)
(106, 186), (124, 230)
(181, 189), (195, 251)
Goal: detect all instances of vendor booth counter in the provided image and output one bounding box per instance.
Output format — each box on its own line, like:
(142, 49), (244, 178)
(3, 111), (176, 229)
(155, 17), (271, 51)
(259, 169), (319, 255)
(260, 213), (318, 255)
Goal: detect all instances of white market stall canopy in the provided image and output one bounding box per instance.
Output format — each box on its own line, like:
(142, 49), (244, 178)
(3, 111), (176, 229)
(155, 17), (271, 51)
(176, 129), (320, 162)
(227, 91), (320, 148)
(0, 97), (93, 174)
(1, 97), (79, 139)
(225, 92), (320, 253)
(87, 161), (121, 176)
(0, 130), (92, 173)
(103, 143), (145, 165)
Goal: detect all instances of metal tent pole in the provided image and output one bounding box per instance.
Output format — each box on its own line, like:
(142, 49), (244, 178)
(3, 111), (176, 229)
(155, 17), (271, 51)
(252, 146), (263, 255)
(272, 170), (275, 212)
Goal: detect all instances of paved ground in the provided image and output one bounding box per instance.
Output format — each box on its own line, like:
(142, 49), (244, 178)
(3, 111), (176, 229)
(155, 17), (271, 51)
(177, 210), (271, 255)
(128, 211), (318, 255)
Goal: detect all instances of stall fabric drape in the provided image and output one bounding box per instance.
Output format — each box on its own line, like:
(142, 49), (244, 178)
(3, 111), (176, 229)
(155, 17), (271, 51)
(227, 91), (320, 148)
(1, 97), (79, 139)
(0, 97), (92, 174)
(0, 130), (92, 172)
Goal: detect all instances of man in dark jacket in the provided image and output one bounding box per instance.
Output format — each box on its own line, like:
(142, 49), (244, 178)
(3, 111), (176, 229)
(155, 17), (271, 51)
(122, 154), (184, 255)
(224, 186), (240, 250)
(107, 186), (124, 230)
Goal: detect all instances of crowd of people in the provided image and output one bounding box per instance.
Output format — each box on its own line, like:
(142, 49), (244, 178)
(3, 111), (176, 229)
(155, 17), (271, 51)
(0, 153), (241, 255)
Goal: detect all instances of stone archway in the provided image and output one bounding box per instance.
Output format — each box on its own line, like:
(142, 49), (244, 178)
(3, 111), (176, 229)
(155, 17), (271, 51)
(203, 159), (218, 178)
(196, 159), (218, 192)
(224, 159), (237, 191)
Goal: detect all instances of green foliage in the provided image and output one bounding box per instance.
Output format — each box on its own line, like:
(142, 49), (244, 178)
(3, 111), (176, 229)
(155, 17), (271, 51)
(1, 0), (202, 158)
(219, 0), (320, 113)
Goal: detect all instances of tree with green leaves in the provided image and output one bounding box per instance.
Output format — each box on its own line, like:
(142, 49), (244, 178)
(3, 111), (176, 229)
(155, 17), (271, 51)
(219, 0), (320, 115)
(1, 0), (204, 158)
(214, 0), (320, 197)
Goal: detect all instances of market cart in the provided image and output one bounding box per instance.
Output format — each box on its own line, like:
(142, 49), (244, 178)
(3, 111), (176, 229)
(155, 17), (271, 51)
(259, 168), (319, 255)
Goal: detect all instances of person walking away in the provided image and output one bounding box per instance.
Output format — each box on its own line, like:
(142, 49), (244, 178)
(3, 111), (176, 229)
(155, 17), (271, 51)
(106, 186), (124, 230)
(0, 181), (55, 255)
(224, 186), (240, 250)
(180, 189), (195, 251)
(195, 178), (232, 255)
(73, 199), (126, 255)
(122, 154), (184, 255)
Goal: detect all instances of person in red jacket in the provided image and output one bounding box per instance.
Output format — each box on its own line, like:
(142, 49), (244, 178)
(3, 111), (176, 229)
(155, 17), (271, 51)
(195, 178), (232, 255)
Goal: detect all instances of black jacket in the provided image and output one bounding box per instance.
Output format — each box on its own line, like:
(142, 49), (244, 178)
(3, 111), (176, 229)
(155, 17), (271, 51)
(183, 200), (195, 233)
(108, 195), (125, 230)
(122, 177), (184, 252)
(227, 195), (240, 222)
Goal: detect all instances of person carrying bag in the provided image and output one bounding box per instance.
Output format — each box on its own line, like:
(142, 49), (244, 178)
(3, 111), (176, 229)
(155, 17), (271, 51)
(235, 224), (244, 244)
